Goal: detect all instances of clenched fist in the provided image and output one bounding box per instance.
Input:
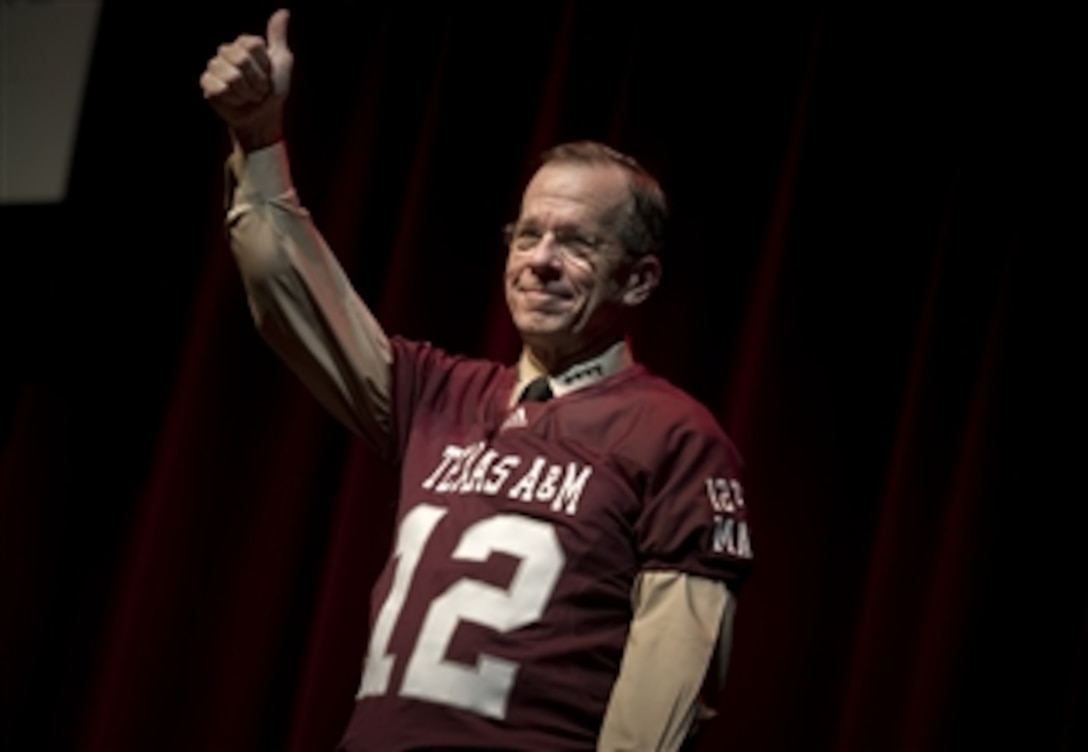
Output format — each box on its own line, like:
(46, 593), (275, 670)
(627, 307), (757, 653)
(201, 9), (293, 151)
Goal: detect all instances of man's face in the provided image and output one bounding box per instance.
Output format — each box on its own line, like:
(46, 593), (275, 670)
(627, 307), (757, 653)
(505, 161), (650, 364)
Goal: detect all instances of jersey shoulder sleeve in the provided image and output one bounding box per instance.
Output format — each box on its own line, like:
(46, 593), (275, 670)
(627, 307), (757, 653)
(622, 374), (754, 588)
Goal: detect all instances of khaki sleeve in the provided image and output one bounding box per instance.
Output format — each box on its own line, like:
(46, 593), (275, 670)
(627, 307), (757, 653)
(598, 571), (736, 752)
(226, 143), (393, 453)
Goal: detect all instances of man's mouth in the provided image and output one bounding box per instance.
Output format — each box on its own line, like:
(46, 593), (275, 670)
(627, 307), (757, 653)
(518, 288), (572, 309)
(518, 282), (570, 298)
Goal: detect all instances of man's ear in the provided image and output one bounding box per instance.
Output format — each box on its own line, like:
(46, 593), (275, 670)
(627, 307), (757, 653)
(622, 254), (662, 307)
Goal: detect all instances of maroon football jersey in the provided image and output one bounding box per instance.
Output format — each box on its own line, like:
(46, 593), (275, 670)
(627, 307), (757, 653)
(338, 338), (752, 751)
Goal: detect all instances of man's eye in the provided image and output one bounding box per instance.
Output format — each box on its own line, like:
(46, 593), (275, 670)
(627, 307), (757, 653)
(514, 230), (541, 249)
(557, 234), (594, 257)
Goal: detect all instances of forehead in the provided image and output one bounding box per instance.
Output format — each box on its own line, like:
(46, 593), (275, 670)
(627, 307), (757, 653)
(519, 162), (631, 228)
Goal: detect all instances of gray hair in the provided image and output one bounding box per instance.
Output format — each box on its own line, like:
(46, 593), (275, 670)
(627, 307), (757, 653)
(540, 141), (668, 259)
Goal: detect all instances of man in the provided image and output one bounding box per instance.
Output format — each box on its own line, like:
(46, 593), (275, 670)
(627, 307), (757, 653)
(202, 10), (753, 751)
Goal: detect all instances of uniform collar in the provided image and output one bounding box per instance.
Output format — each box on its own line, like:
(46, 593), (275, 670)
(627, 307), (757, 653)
(512, 340), (633, 405)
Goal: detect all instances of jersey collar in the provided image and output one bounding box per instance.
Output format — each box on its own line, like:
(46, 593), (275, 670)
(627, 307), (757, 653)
(512, 340), (633, 405)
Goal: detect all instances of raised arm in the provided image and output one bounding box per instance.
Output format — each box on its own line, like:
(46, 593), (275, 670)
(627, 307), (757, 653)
(201, 10), (394, 453)
(200, 9), (292, 153)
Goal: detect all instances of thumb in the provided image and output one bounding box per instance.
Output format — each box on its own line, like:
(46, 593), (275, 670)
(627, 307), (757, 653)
(266, 8), (290, 53)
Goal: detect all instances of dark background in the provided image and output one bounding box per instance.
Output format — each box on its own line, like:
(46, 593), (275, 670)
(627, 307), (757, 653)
(1, 3), (1082, 750)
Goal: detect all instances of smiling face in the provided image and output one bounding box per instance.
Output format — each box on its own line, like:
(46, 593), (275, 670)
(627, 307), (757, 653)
(504, 161), (660, 371)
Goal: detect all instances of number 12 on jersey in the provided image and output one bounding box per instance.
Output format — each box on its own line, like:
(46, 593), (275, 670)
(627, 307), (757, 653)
(357, 503), (566, 720)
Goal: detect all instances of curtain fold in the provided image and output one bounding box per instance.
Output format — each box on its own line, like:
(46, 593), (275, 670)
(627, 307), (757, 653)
(0, 4), (1077, 751)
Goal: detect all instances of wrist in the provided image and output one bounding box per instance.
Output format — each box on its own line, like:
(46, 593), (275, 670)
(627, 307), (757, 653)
(231, 119), (284, 153)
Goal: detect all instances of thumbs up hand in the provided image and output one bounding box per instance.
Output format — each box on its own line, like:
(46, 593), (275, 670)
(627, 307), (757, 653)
(200, 9), (294, 151)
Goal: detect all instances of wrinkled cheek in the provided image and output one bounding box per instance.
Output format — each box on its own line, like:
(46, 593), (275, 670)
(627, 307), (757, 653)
(503, 274), (521, 306)
(504, 254), (528, 280)
(564, 297), (590, 330)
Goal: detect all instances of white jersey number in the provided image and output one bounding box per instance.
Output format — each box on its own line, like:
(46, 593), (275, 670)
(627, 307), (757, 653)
(357, 503), (565, 720)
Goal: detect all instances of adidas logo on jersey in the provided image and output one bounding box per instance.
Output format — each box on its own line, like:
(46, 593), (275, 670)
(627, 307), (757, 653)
(500, 406), (528, 432)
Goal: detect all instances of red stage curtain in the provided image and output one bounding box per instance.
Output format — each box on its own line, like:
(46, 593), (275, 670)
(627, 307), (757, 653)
(1, 4), (1080, 751)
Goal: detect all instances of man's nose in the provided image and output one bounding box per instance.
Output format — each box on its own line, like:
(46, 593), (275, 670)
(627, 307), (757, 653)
(525, 232), (564, 269)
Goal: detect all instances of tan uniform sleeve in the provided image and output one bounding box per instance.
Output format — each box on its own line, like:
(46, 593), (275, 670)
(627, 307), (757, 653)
(226, 143), (393, 453)
(598, 571), (736, 752)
